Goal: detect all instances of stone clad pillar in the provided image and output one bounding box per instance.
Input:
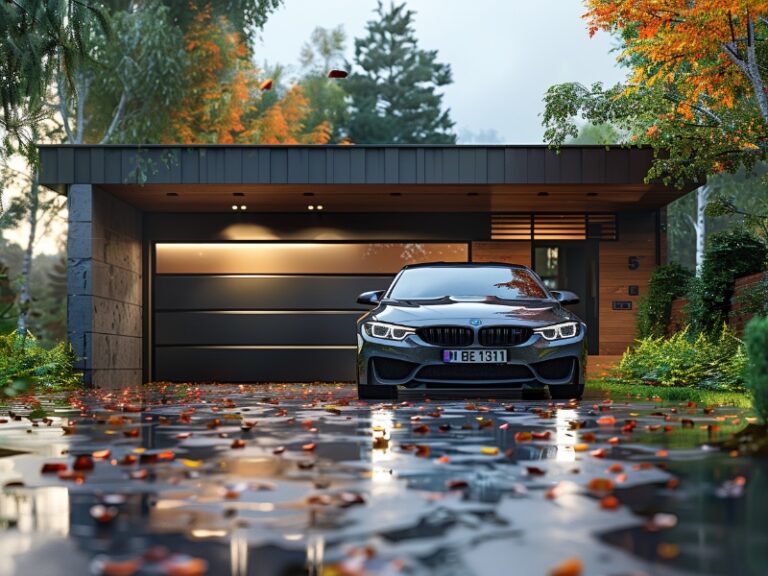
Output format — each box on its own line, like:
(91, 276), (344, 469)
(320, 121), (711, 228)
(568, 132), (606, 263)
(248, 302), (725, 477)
(67, 184), (143, 388)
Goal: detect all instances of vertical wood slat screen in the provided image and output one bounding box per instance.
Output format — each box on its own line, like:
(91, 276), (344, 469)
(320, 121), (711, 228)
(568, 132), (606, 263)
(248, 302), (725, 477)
(491, 214), (617, 241)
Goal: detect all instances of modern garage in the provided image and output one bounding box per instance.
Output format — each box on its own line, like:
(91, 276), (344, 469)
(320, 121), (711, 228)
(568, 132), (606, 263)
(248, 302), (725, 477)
(38, 144), (694, 387)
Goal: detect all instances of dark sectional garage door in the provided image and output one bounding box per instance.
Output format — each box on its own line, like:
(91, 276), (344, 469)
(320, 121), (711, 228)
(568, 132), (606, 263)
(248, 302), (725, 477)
(152, 243), (468, 382)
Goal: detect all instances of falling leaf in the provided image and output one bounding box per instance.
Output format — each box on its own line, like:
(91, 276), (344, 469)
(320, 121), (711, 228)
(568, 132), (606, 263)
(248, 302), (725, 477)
(573, 443), (589, 452)
(328, 69), (348, 78)
(447, 479), (469, 490)
(259, 78), (273, 91)
(597, 415), (616, 426)
(600, 495), (620, 510)
(607, 463), (624, 473)
(548, 557), (583, 576)
(231, 439), (246, 449)
(590, 448), (606, 458)
(302, 442), (316, 452)
(415, 445), (430, 458)
(182, 459), (203, 468)
(480, 446), (499, 456)
(273, 446), (286, 455)
(526, 466), (546, 476)
(412, 424), (430, 434)
(532, 431), (551, 440)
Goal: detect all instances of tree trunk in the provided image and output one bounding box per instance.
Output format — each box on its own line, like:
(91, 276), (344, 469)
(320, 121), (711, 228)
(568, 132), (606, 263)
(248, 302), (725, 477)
(695, 185), (711, 275)
(17, 166), (40, 338)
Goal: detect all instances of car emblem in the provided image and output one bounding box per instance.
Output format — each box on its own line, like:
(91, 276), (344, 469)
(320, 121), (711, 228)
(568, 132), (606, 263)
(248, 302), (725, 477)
(470, 319), (482, 326)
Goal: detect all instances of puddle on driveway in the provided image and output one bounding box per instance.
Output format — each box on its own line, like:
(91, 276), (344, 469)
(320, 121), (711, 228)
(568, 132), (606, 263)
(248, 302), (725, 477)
(0, 384), (765, 575)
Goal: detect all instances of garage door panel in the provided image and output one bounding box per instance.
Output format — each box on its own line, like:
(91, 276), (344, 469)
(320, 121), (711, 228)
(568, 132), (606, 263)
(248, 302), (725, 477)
(155, 311), (361, 346)
(155, 347), (357, 382)
(154, 275), (393, 311)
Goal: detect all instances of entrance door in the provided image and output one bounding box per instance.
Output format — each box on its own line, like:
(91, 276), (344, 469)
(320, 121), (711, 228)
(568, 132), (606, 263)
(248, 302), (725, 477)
(533, 242), (599, 354)
(152, 242), (468, 382)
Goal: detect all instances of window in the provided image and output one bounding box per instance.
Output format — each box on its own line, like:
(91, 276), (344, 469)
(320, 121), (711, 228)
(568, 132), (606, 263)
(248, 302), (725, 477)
(491, 213), (617, 241)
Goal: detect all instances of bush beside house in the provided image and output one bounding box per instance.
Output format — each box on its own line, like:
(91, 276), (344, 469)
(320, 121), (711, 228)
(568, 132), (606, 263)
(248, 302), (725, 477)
(744, 316), (768, 423)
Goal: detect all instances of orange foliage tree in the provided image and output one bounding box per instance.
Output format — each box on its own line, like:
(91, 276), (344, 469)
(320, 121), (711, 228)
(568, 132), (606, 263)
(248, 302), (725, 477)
(165, 3), (328, 145)
(543, 1), (768, 186)
(585, 0), (768, 123)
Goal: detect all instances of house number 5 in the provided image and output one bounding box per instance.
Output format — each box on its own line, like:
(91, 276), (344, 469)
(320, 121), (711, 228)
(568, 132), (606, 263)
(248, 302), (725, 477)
(628, 256), (640, 270)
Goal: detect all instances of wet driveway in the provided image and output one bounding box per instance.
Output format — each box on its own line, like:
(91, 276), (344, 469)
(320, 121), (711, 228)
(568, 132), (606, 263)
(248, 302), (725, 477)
(0, 384), (766, 576)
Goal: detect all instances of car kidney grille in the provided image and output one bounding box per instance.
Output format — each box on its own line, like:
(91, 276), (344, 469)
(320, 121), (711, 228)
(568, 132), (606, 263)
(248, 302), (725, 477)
(417, 326), (474, 347)
(478, 326), (532, 346)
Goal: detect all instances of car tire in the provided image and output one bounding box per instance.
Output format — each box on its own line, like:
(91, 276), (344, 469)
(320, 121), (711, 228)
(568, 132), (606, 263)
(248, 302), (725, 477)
(357, 383), (398, 400)
(548, 383), (585, 400)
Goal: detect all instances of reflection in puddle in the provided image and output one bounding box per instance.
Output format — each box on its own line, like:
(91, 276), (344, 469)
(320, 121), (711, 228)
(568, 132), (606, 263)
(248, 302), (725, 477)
(0, 385), (762, 575)
(554, 408), (577, 462)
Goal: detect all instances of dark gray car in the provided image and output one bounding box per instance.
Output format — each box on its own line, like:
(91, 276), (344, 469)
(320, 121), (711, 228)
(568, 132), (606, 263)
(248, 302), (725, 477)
(355, 262), (587, 400)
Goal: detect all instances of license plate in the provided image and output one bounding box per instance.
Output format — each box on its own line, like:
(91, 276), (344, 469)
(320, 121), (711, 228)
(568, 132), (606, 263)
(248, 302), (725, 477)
(443, 349), (507, 363)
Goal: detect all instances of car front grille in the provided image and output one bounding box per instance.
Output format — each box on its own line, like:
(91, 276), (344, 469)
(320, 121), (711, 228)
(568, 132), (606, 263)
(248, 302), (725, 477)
(416, 326), (474, 347)
(478, 326), (532, 346)
(415, 363), (533, 382)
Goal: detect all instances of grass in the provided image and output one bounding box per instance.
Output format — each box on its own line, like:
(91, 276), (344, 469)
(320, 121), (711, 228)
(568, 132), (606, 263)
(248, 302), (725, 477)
(586, 379), (753, 408)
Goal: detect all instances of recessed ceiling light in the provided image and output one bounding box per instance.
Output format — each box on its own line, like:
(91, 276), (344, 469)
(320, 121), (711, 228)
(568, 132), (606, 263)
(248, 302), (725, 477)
(231, 205), (238, 210)
(317, 205), (324, 211)
(240, 205), (247, 210)
(308, 205), (315, 211)
(537, 191), (550, 197)
(233, 192), (245, 197)
(166, 192), (178, 197)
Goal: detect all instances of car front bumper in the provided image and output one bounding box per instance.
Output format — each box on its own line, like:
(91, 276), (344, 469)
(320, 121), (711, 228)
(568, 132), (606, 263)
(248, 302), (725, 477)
(357, 329), (587, 389)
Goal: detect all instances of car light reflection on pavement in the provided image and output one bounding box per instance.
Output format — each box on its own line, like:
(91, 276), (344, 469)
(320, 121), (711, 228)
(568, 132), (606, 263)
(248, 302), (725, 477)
(370, 409), (396, 485)
(555, 408), (578, 462)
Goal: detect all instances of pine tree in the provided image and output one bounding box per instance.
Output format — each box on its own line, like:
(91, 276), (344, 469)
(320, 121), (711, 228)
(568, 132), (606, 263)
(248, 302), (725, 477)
(345, 1), (456, 144)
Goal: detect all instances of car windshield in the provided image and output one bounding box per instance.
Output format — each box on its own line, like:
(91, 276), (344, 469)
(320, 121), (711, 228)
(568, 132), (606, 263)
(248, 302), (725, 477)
(388, 266), (549, 300)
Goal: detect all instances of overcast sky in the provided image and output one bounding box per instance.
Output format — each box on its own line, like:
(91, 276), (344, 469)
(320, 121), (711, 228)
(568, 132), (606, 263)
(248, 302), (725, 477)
(255, 0), (627, 143)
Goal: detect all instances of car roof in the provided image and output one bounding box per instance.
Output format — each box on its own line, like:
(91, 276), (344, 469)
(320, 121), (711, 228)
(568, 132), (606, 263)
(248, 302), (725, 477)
(400, 261), (530, 270)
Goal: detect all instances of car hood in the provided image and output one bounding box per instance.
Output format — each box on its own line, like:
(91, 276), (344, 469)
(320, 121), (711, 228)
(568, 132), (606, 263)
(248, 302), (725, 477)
(366, 299), (579, 328)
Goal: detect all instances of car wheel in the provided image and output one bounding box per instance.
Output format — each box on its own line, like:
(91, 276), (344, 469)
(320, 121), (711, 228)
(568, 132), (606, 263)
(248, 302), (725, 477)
(357, 383), (398, 400)
(548, 383), (585, 400)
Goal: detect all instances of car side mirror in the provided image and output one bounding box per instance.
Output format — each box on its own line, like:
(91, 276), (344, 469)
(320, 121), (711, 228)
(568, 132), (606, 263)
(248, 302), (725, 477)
(357, 290), (385, 306)
(551, 290), (580, 306)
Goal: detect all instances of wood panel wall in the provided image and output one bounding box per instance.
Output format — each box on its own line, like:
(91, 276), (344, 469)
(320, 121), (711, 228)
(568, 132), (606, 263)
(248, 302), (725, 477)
(471, 241), (531, 267)
(598, 212), (657, 355)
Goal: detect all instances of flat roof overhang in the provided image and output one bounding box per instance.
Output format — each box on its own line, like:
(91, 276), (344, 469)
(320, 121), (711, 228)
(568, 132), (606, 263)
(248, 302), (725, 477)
(38, 144), (698, 213)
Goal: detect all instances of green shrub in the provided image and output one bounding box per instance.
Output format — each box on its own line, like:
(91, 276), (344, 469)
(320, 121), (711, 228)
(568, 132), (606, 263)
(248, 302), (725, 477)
(687, 229), (768, 335)
(744, 316), (768, 424)
(635, 263), (692, 339)
(0, 331), (81, 399)
(616, 326), (746, 391)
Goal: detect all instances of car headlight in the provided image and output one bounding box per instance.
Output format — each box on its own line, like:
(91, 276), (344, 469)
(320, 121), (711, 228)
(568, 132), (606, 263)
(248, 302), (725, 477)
(533, 321), (580, 341)
(363, 321), (415, 341)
